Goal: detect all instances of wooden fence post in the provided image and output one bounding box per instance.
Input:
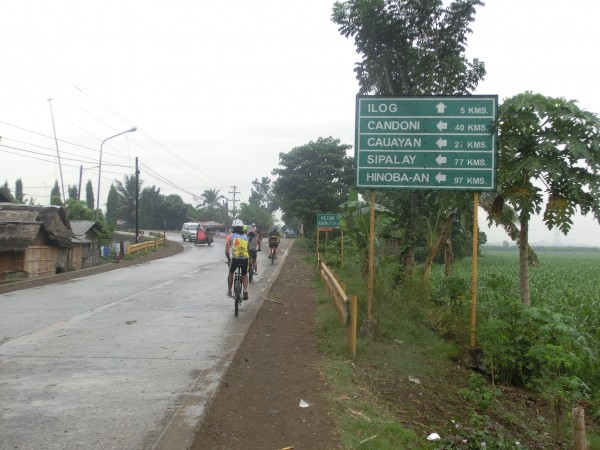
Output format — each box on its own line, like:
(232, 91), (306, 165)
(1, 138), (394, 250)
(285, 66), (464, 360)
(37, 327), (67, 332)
(348, 295), (357, 356)
(573, 405), (587, 450)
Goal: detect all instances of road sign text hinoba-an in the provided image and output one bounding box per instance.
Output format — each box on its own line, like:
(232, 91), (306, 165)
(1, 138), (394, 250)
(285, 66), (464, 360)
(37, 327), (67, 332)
(355, 96), (498, 191)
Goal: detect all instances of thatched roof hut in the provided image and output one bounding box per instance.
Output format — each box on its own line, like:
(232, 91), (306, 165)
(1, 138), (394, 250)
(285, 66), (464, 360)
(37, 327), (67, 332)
(0, 203), (74, 251)
(0, 188), (15, 203)
(0, 203), (75, 278)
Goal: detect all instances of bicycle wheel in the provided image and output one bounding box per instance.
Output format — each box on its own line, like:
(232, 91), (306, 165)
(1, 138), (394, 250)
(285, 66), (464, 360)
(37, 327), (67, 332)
(234, 271), (242, 316)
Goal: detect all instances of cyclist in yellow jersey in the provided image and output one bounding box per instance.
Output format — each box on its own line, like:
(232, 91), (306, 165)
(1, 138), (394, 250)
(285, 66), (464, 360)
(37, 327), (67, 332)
(225, 219), (250, 300)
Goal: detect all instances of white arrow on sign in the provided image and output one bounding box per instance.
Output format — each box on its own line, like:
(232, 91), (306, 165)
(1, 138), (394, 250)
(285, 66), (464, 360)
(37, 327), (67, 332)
(436, 102), (447, 114)
(436, 154), (447, 165)
(435, 173), (447, 183)
(436, 120), (447, 131)
(436, 138), (447, 148)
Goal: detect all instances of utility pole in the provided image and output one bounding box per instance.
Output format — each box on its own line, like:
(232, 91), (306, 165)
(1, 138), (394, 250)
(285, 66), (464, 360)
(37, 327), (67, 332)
(135, 157), (140, 244)
(77, 165), (83, 201)
(48, 99), (66, 204)
(228, 185), (239, 218)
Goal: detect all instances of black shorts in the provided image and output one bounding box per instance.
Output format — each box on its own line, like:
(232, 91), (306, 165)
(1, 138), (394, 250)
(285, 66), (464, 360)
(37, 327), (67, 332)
(229, 258), (248, 274)
(269, 242), (279, 248)
(249, 250), (257, 261)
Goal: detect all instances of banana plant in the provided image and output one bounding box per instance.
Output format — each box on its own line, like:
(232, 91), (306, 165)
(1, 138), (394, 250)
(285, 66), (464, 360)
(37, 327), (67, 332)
(338, 199), (395, 273)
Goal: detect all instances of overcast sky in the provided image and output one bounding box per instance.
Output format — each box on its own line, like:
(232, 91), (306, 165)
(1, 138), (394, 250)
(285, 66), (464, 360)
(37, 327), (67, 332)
(1, 0), (599, 246)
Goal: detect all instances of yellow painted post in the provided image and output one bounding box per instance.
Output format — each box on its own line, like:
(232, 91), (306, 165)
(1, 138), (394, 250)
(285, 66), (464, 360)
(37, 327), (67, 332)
(470, 192), (479, 347)
(367, 190), (375, 321)
(348, 295), (357, 356)
(341, 229), (344, 269)
(316, 229), (320, 268)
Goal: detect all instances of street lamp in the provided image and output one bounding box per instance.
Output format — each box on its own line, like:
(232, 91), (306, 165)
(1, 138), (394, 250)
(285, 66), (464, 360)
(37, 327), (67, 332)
(96, 127), (137, 219)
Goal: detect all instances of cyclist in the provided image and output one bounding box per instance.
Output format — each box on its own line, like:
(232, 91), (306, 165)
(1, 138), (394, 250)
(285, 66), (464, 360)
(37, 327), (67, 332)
(225, 219), (250, 300)
(268, 227), (281, 260)
(247, 229), (258, 275)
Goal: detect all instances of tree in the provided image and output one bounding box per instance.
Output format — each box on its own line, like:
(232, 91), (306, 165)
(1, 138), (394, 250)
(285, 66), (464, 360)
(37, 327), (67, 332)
(161, 194), (190, 230)
(114, 174), (141, 227)
(85, 180), (95, 210)
(332, 0), (486, 270)
(332, 0), (486, 96)
(139, 185), (161, 229)
(105, 185), (119, 227)
(50, 181), (63, 206)
(67, 185), (78, 200)
(272, 137), (354, 231)
(64, 198), (95, 220)
(238, 202), (273, 231)
(15, 179), (24, 203)
(249, 177), (280, 214)
(197, 189), (225, 216)
(495, 92), (600, 305)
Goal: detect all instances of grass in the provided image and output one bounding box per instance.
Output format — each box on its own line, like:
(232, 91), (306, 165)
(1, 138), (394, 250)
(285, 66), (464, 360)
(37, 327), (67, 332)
(302, 239), (595, 449)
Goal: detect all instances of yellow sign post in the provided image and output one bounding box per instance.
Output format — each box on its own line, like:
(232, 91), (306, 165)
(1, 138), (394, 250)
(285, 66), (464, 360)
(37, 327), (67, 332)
(367, 190), (375, 321)
(470, 192), (479, 347)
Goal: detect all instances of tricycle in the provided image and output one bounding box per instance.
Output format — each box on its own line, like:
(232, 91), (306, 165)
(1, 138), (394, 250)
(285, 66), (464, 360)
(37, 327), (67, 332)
(195, 226), (214, 246)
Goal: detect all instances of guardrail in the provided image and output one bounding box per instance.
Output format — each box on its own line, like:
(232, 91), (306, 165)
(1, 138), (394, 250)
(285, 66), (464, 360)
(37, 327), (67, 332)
(318, 253), (357, 355)
(128, 237), (166, 254)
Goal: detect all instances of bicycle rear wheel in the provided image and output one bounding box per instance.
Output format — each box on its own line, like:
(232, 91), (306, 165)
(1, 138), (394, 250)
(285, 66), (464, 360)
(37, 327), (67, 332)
(234, 272), (242, 316)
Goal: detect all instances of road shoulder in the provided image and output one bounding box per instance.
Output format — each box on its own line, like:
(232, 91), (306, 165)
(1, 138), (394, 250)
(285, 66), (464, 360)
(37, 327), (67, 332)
(191, 241), (339, 450)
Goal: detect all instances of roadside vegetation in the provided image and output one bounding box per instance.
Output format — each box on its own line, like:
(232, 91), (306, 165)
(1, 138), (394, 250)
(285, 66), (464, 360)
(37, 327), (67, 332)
(304, 237), (600, 449)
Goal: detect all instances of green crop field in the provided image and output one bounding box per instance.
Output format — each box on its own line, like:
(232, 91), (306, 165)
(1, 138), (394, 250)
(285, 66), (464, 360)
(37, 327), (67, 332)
(431, 249), (600, 422)
(455, 249), (600, 327)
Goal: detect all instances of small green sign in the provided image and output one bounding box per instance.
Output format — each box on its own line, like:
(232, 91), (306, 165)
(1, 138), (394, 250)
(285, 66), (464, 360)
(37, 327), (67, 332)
(317, 214), (341, 228)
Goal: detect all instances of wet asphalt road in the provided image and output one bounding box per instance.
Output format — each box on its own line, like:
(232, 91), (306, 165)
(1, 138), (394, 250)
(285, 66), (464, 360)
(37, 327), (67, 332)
(0, 234), (289, 450)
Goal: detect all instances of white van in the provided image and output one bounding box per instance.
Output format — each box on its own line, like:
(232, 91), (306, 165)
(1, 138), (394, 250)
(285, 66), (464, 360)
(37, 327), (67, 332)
(181, 222), (202, 242)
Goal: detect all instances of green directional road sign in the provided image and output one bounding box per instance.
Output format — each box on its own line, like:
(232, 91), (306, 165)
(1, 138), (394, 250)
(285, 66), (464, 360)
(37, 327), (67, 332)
(317, 214), (341, 228)
(355, 96), (498, 191)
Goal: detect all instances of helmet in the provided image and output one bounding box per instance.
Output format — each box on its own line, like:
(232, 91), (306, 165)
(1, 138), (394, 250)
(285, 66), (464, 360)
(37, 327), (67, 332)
(243, 225), (249, 231)
(232, 219), (244, 227)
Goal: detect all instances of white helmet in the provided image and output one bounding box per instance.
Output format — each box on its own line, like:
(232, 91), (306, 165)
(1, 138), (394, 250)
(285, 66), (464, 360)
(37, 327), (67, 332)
(232, 219), (244, 227)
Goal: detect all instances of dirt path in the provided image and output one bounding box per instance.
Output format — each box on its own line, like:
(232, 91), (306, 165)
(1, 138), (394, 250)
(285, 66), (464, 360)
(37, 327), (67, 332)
(191, 242), (339, 450)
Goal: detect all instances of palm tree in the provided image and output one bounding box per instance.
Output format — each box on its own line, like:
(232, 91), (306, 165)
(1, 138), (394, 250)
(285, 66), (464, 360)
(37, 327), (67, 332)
(114, 174), (142, 227)
(197, 189), (225, 215)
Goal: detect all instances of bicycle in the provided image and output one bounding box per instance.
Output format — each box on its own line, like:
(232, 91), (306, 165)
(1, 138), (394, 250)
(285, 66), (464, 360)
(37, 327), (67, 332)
(233, 263), (243, 316)
(269, 242), (279, 264)
(248, 256), (254, 283)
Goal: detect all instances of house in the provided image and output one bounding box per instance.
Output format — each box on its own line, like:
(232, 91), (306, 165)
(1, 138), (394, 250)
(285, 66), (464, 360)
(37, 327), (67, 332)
(0, 188), (16, 203)
(0, 203), (74, 280)
(70, 220), (102, 270)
